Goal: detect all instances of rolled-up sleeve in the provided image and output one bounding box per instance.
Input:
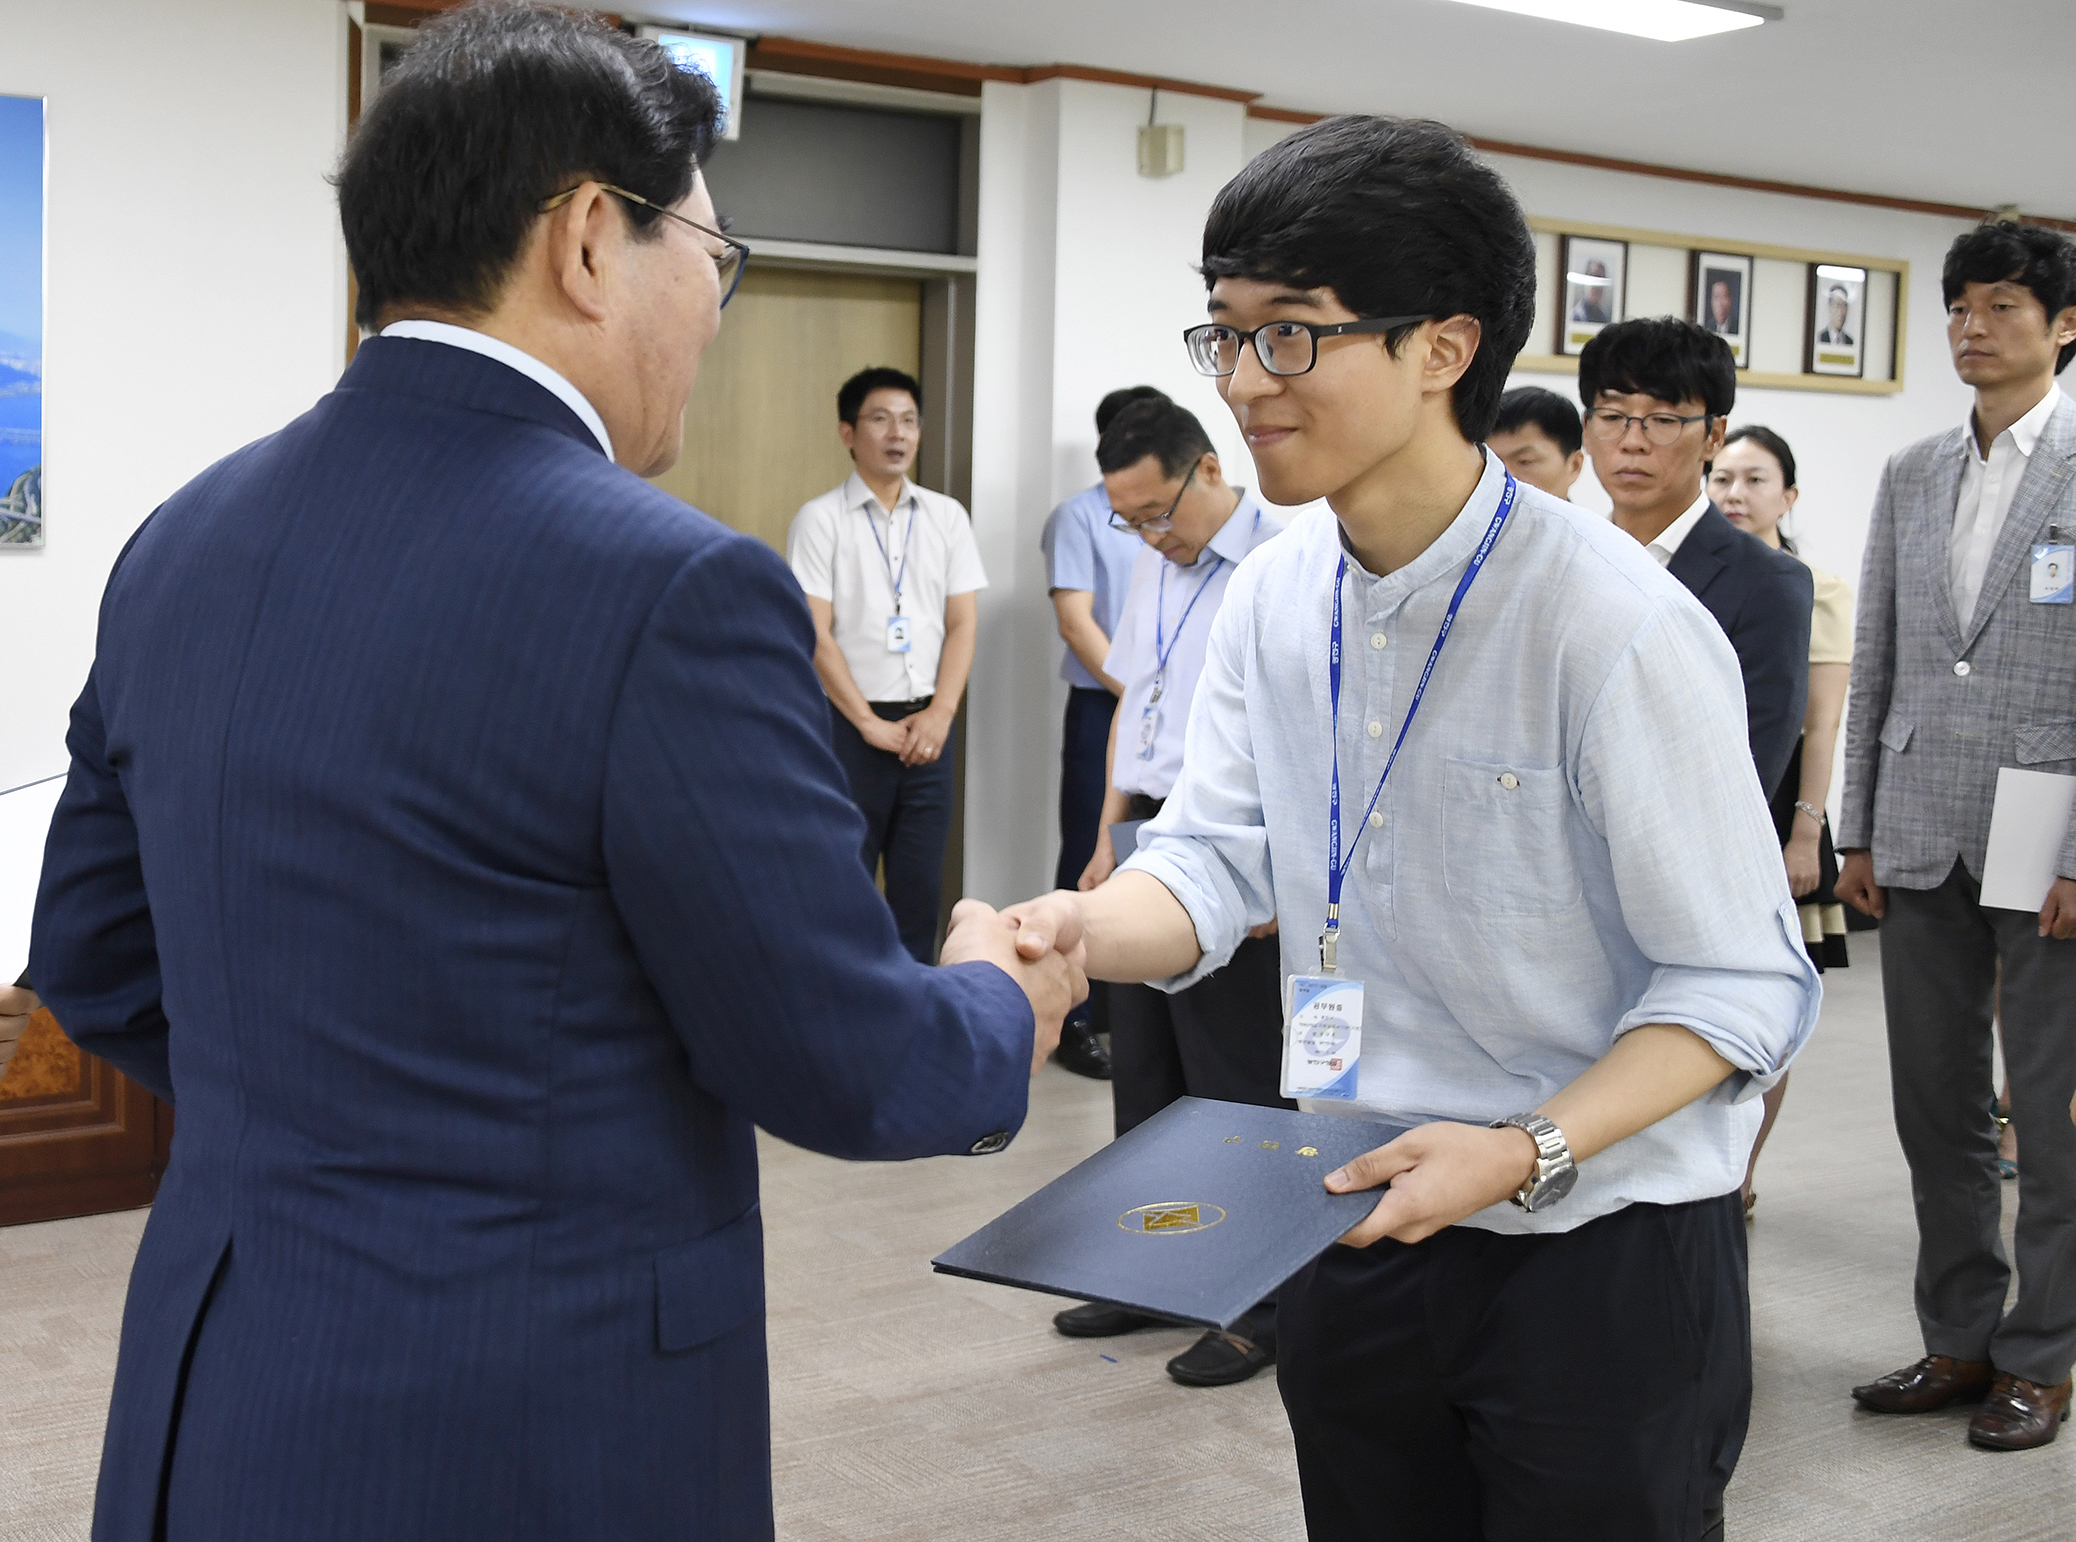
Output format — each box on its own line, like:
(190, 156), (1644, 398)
(1120, 563), (1276, 991)
(1576, 602), (1822, 1100)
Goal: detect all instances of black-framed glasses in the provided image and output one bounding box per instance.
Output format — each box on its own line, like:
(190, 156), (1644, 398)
(539, 183), (751, 309)
(1582, 408), (1712, 447)
(1182, 315), (1433, 378)
(1109, 463), (1197, 535)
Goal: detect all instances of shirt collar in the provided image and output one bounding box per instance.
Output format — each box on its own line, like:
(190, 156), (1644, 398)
(1647, 490), (1713, 562)
(1338, 449), (1509, 599)
(1963, 383), (2063, 462)
(378, 320), (614, 462)
(1202, 489), (1266, 567)
(845, 470), (915, 518)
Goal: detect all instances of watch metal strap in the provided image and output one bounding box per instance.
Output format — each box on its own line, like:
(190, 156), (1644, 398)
(1490, 1112), (1573, 1211)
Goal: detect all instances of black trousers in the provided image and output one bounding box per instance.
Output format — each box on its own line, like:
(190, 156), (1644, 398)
(1278, 1192), (1749, 1542)
(1881, 859), (2076, 1386)
(828, 700), (955, 965)
(1056, 686), (1117, 1032)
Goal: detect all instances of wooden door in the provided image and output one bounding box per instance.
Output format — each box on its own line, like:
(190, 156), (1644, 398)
(649, 265), (924, 551)
(0, 1007), (170, 1227)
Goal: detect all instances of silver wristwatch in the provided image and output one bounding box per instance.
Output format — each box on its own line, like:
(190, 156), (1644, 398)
(1490, 1112), (1577, 1212)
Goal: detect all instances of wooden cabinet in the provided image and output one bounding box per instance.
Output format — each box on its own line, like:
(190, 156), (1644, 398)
(0, 1007), (171, 1227)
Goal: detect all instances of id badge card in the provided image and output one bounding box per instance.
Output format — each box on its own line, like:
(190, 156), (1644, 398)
(1282, 974), (1363, 1100)
(2031, 543), (2074, 604)
(886, 615), (913, 652)
(1135, 702), (1160, 761)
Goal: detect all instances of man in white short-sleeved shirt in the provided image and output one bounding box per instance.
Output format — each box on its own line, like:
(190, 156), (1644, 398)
(788, 367), (987, 963)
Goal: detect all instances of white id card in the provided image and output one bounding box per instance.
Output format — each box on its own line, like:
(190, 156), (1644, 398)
(2031, 543), (2074, 604)
(886, 615), (912, 652)
(1135, 702), (1160, 760)
(1282, 974), (1363, 1099)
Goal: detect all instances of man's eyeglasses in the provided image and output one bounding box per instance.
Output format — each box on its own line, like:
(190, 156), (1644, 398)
(1109, 464), (1197, 535)
(1183, 316), (1433, 378)
(539, 183), (751, 309)
(1582, 408), (1712, 447)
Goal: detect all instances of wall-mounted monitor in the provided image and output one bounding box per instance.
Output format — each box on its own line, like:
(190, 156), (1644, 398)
(637, 26), (746, 141)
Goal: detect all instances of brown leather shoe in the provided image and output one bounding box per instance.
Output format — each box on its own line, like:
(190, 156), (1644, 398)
(1968, 1373), (2072, 1451)
(1851, 1354), (1995, 1413)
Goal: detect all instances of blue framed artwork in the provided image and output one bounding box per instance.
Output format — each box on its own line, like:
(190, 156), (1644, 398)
(0, 95), (43, 548)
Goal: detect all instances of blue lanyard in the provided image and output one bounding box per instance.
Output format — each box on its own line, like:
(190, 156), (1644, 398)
(865, 498), (917, 615)
(1152, 509), (1258, 701)
(1321, 472), (1517, 972)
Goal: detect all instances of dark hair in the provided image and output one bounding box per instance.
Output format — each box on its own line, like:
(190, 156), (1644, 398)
(1095, 385), (1170, 436)
(1722, 424), (1797, 489)
(337, 2), (722, 331)
(1199, 115), (1536, 442)
(1577, 317), (1736, 419)
(1096, 398), (1214, 480)
(1826, 284), (1849, 302)
(1942, 221), (2076, 373)
(1492, 386), (1582, 456)
(837, 367), (922, 425)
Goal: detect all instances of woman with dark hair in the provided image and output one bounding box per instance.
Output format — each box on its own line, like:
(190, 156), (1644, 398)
(1710, 423), (1850, 1214)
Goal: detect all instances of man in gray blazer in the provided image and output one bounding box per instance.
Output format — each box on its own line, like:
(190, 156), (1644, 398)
(1839, 221), (2076, 1451)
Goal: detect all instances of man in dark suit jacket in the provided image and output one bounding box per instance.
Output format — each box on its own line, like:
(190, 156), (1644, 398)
(1579, 318), (1813, 797)
(27, 13), (1077, 1542)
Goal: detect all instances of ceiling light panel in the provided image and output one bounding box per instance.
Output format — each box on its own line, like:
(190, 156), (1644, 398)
(1447, 0), (1779, 42)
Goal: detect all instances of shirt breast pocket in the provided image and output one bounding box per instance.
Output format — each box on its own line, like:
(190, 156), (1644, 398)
(1440, 758), (1582, 918)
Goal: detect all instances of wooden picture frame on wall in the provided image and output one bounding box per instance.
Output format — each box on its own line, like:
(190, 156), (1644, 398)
(1692, 250), (1753, 368)
(1807, 263), (1868, 377)
(1558, 235), (1627, 357)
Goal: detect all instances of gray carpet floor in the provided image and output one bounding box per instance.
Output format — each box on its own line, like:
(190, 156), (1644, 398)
(5, 931), (2072, 1538)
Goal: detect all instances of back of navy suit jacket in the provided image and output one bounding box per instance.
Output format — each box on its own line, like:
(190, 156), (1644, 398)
(1666, 503), (1815, 801)
(29, 337), (1032, 1542)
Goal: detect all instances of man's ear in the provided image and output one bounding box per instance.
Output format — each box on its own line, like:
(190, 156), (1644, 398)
(837, 420), (857, 454)
(540, 182), (616, 324)
(1703, 414), (1728, 460)
(2052, 304), (2076, 350)
(1423, 314), (1482, 396)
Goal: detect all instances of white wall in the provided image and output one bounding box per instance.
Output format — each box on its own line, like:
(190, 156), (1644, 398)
(966, 78), (1258, 905)
(0, 0), (347, 804)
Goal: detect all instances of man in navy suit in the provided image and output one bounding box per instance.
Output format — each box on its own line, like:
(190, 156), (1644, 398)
(1580, 317), (1814, 799)
(28, 10), (1077, 1541)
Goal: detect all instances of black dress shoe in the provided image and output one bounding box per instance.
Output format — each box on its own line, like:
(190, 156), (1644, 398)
(1166, 1329), (1274, 1387)
(1052, 1023), (1112, 1080)
(1053, 1301), (1158, 1337)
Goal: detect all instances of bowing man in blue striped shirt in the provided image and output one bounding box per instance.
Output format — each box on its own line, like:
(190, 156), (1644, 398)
(1002, 116), (1819, 1540)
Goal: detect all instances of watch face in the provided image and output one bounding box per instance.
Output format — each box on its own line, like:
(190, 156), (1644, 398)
(1525, 1162), (1579, 1212)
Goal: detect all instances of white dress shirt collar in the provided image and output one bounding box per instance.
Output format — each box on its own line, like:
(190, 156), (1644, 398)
(1645, 490), (1712, 567)
(844, 470), (916, 518)
(1967, 383), (2062, 463)
(379, 320), (614, 462)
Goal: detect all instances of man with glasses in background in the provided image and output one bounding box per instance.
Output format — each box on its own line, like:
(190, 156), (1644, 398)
(789, 367), (987, 964)
(1580, 317), (1813, 799)
(1038, 384), (1173, 1080)
(1050, 395), (1288, 1387)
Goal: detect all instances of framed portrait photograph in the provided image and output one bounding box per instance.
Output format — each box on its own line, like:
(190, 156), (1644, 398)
(1808, 263), (1867, 378)
(1693, 251), (1753, 368)
(1558, 235), (1626, 357)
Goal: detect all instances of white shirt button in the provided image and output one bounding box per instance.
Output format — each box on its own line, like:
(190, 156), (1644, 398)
(1370, 632), (1388, 650)
(1369, 811), (1384, 828)
(1954, 660), (1972, 677)
(1499, 772), (1521, 790)
(1367, 721), (1384, 739)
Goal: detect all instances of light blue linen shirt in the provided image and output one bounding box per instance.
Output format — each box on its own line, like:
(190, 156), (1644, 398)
(1040, 483), (1148, 690)
(1123, 452), (1821, 1234)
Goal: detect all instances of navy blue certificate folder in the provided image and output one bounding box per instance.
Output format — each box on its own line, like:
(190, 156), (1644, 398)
(932, 1097), (1410, 1329)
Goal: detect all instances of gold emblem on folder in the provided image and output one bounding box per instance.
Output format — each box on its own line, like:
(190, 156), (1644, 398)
(1260, 1141), (1280, 1151)
(1118, 1202), (1228, 1235)
(1297, 1147), (1319, 1157)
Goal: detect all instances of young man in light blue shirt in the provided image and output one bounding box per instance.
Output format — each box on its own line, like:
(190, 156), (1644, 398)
(1002, 116), (1818, 1539)
(1038, 385), (1167, 1079)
